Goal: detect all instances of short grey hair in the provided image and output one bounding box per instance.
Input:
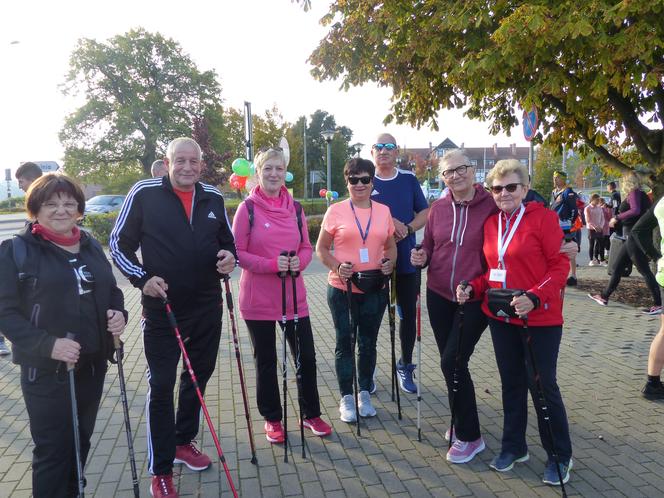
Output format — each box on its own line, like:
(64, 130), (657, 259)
(166, 138), (202, 163)
(254, 148), (286, 172)
(151, 159), (167, 177)
(486, 159), (529, 186)
(438, 149), (471, 177)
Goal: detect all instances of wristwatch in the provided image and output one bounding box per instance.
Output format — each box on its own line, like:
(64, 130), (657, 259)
(406, 224), (414, 236)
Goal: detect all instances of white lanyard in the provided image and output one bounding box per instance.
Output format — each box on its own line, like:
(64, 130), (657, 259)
(497, 204), (525, 267)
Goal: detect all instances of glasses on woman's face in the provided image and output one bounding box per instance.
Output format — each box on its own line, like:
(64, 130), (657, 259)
(41, 201), (79, 213)
(348, 176), (372, 185)
(489, 183), (522, 194)
(372, 143), (397, 152)
(442, 164), (469, 179)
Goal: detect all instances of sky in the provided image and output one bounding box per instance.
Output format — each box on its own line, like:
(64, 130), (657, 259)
(0, 0), (529, 183)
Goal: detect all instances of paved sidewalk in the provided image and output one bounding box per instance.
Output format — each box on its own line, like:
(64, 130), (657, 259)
(1, 272), (663, 497)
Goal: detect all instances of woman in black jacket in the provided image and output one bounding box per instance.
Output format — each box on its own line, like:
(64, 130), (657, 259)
(0, 174), (127, 498)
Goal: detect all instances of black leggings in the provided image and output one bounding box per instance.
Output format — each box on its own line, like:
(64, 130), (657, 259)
(245, 317), (321, 421)
(602, 232), (661, 306)
(396, 272), (418, 364)
(427, 290), (487, 442)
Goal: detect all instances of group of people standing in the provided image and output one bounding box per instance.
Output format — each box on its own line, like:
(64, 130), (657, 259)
(0, 134), (581, 498)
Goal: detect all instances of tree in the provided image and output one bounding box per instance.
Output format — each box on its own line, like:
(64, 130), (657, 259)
(306, 1), (664, 187)
(192, 115), (230, 187)
(60, 28), (221, 180)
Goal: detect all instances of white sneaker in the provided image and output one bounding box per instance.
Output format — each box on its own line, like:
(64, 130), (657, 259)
(589, 260), (598, 266)
(358, 390), (376, 418)
(339, 394), (357, 423)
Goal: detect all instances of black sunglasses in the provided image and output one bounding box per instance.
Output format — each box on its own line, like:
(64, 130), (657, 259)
(372, 143), (397, 151)
(348, 176), (372, 185)
(489, 183), (522, 194)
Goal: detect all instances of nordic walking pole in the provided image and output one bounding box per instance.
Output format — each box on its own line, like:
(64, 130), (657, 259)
(449, 280), (469, 450)
(279, 250), (290, 463)
(289, 250), (306, 459)
(113, 335), (140, 497)
(163, 301), (238, 498)
(413, 244), (423, 442)
(387, 270), (402, 420)
(66, 332), (85, 498)
(222, 275), (258, 465)
(521, 313), (568, 498)
(345, 267), (361, 436)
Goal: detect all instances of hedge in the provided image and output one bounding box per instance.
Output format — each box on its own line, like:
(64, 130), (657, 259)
(82, 212), (119, 245)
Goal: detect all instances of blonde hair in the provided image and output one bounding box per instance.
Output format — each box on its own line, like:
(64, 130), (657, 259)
(166, 138), (202, 163)
(621, 172), (641, 195)
(438, 149), (471, 177)
(254, 148), (286, 172)
(486, 159), (529, 186)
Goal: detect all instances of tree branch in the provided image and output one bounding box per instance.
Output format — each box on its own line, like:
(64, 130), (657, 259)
(606, 88), (658, 166)
(543, 94), (632, 172)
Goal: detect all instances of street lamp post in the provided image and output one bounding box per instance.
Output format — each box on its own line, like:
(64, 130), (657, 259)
(321, 129), (335, 206)
(352, 142), (364, 158)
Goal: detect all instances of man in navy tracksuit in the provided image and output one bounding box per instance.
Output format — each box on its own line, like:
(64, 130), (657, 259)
(110, 138), (236, 498)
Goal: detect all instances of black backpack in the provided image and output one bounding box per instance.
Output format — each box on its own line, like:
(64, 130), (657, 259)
(244, 199), (304, 243)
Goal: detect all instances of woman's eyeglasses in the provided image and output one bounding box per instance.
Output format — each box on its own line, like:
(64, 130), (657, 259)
(41, 201), (79, 212)
(372, 143), (397, 151)
(442, 165), (469, 178)
(348, 176), (372, 185)
(489, 183), (522, 194)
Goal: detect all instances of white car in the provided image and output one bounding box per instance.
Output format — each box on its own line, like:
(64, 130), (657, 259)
(84, 195), (125, 214)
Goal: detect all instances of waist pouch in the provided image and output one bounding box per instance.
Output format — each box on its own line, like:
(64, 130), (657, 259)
(351, 270), (387, 293)
(487, 288), (524, 319)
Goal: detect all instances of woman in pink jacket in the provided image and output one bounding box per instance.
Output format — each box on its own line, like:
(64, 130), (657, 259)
(232, 147), (332, 444)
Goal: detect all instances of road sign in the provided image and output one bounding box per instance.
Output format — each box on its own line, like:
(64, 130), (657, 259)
(522, 106), (539, 142)
(4, 169), (10, 182)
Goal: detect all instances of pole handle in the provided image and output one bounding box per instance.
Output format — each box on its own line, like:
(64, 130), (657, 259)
(288, 250), (300, 278)
(278, 251), (289, 278)
(65, 332), (76, 371)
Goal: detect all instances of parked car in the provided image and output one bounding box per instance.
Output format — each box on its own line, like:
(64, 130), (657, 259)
(84, 195), (125, 215)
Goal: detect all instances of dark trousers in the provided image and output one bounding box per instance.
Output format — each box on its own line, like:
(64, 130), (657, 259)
(489, 319), (572, 461)
(427, 290), (487, 441)
(143, 306), (222, 475)
(588, 230), (603, 261)
(327, 285), (388, 395)
(602, 233), (661, 306)
(245, 317), (321, 421)
(396, 272), (418, 364)
(22, 357), (107, 498)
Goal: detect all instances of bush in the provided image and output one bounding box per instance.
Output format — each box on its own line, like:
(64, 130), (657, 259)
(82, 212), (119, 245)
(306, 215), (324, 244)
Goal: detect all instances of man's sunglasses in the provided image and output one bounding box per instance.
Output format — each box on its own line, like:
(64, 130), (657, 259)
(489, 183), (523, 194)
(348, 176), (372, 185)
(372, 143), (397, 151)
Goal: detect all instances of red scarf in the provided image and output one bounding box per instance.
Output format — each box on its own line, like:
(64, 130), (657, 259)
(32, 223), (81, 246)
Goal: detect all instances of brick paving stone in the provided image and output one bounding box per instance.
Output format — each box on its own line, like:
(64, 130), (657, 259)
(2, 272), (664, 496)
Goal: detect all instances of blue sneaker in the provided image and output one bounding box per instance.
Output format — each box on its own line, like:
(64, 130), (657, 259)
(542, 458), (572, 486)
(396, 360), (417, 394)
(489, 451), (529, 472)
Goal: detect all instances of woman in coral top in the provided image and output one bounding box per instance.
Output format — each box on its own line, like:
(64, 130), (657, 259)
(232, 147), (332, 444)
(317, 158), (396, 423)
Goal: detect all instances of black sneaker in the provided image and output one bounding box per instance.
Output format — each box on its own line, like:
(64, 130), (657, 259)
(641, 382), (664, 400)
(566, 276), (577, 286)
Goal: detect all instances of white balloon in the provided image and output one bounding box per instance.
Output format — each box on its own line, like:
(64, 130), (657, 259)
(279, 137), (290, 168)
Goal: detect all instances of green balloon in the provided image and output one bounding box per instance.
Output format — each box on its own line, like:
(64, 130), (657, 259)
(232, 158), (250, 177)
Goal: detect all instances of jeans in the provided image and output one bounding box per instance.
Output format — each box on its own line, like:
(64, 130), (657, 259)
(427, 290), (487, 442)
(489, 319), (572, 461)
(245, 317), (321, 421)
(396, 272), (418, 364)
(327, 285), (388, 395)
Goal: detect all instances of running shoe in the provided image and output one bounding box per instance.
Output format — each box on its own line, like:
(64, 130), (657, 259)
(542, 458), (573, 486)
(489, 451), (529, 472)
(302, 417), (332, 436)
(264, 421), (285, 444)
(339, 395), (357, 423)
(566, 276), (577, 286)
(643, 306), (662, 315)
(358, 390), (376, 417)
(396, 360), (417, 394)
(641, 382), (664, 400)
(173, 441), (211, 471)
(588, 294), (607, 306)
(150, 474), (178, 497)
(0, 341), (10, 356)
(446, 437), (485, 464)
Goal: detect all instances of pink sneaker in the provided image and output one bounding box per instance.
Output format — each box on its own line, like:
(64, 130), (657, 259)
(150, 473), (178, 497)
(302, 417), (333, 436)
(264, 421), (285, 443)
(446, 437), (486, 464)
(173, 442), (211, 471)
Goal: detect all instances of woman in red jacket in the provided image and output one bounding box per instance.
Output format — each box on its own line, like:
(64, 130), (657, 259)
(457, 160), (572, 487)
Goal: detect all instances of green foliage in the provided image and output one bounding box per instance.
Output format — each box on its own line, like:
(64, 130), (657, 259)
(308, 1), (664, 185)
(306, 215), (324, 245)
(82, 212), (119, 245)
(0, 197), (25, 212)
(60, 28), (222, 180)
(99, 165), (146, 194)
